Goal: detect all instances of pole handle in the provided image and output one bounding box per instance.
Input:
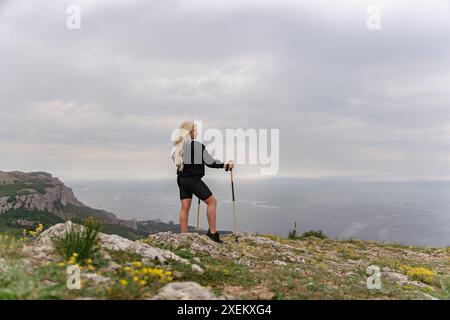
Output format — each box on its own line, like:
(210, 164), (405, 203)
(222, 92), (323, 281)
(230, 169), (235, 202)
(196, 197), (200, 233)
(230, 168), (237, 240)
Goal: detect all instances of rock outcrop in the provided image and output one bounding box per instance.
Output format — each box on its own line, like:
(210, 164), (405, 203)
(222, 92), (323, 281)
(0, 171), (90, 219)
(25, 221), (190, 265)
(152, 282), (224, 300)
(146, 231), (306, 267)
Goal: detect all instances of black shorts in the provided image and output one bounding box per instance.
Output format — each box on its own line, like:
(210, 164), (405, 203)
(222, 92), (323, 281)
(177, 176), (213, 201)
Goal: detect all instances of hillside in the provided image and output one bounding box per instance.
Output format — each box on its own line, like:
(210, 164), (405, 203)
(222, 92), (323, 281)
(0, 221), (448, 300)
(0, 170), (201, 239)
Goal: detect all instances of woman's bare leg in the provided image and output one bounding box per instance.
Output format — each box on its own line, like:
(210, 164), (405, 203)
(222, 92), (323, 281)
(179, 198), (192, 233)
(204, 195), (218, 234)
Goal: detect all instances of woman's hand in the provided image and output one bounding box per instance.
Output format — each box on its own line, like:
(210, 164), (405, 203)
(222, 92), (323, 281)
(225, 161), (235, 171)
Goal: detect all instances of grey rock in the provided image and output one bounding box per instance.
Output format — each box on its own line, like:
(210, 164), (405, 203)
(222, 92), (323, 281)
(383, 272), (435, 290)
(383, 272), (409, 284)
(191, 264), (205, 275)
(102, 261), (121, 273)
(83, 273), (111, 285)
(152, 282), (223, 300)
(274, 260), (287, 266)
(419, 292), (439, 300)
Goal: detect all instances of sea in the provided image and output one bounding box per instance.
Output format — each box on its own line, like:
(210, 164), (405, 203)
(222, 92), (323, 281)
(69, 178), (450, 247)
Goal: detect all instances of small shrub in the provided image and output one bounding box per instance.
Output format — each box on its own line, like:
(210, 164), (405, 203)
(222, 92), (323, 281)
(288, 222), (298, 239)
(0, 234), (24, 259)
(263, 234), (281, 242)
(106, 262), (172, 299)
(400, 265), (436, 285)
(440, 277), (450, 296)
(300, 230), (327, 240)
(337, 247), (360, 260)
(288, 229), (297, 240)
(52, 218), (101, 266)
(24, 223), (44, 238)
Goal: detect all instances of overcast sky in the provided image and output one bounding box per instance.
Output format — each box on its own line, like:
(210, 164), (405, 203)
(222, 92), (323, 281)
(1, 0), (450, 181)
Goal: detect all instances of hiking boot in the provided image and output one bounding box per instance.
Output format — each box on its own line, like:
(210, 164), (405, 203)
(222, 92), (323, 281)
(206, 229), (223, 243)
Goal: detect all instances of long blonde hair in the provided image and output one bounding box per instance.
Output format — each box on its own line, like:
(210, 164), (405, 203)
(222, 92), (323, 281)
(171, 121), (195, 172)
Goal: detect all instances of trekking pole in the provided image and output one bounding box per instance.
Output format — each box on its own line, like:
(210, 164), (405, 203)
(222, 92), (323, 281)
(196, 197), (200, 234)
(230, 167), (238, 242)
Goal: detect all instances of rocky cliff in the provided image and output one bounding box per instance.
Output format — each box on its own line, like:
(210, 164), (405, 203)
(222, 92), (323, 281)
(0, 171), (114, 220)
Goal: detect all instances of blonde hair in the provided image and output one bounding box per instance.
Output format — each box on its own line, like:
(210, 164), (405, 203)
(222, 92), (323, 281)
(171, 121), (195, 172)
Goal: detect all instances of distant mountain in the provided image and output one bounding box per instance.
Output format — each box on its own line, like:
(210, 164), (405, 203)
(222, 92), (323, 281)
(0, 170), (209, 239)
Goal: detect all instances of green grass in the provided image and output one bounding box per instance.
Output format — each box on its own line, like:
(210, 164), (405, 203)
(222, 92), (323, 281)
(0, 261), (64, 300)
(0, 218), (448, 300)
(299, 230), (328, 240)
(337, 247), (361, 260)
(53, 218), (101, 265)
(0, 179), (53, 197)
(106, 249), (143, 265)
(287, 229), (328, 240)
(0, 209), (64, 235)
(173, 249), (195, 260)
(65, 204), (114, 222)
(169, 253), (257, 290)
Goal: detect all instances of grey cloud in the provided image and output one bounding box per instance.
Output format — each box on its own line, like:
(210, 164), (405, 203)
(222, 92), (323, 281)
(1, 0), (449, 179)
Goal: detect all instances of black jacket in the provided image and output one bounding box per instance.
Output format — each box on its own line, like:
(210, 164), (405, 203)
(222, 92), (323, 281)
(177, 141), (224, 178)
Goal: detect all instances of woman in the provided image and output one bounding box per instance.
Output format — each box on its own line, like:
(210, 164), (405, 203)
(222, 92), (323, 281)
(171, 121), (234, 243)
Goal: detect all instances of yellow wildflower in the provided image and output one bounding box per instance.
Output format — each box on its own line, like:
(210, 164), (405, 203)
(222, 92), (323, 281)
(119, 279), (128, 286)
(406, 267), (436, 284)
(133, 261), (142, 268)
(133, 276), (139, 283)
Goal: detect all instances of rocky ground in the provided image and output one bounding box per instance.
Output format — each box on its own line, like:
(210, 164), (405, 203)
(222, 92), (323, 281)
(0, 222), (448, 300)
